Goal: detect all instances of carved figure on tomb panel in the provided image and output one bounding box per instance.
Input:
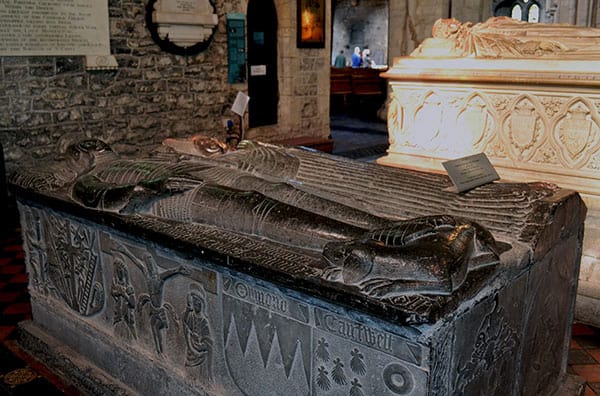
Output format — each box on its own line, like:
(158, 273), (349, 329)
(111, 257), (137, 340)
(412, 16), (600, 59)
(454, 297), (517, 395)
(386, 94), (403, 147)
(183, 283), (213, 381)
(21, 207), (51, 295)
(107, 238), (190, 355)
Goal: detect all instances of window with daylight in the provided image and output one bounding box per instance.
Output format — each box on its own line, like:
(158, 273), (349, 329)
(494, 0), (542, 22)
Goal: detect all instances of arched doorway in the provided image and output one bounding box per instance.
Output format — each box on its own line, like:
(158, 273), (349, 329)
(247, 0), (278, 128)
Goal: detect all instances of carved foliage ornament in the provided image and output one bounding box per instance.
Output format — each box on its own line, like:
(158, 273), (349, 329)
(146, 0), (218, 55)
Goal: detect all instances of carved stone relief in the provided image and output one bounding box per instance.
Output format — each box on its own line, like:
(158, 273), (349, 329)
(455, 93), (495, 151)
(453, 297), (518, 395)
(313, 308), (427, 395)
(386, 83), (600, 180)
(519, 238), (578, 395)
(19, 204), (51, 295)
(98, 232), (218, 387)
(554, 99), (600, 168)
(501, 96), (546, 162)
(23, 207), (106, 316)
(222, 276), (311, 395)
(448, 281), (524, 396)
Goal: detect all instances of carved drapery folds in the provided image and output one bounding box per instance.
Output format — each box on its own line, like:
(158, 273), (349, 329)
(413, 16), (600, 59)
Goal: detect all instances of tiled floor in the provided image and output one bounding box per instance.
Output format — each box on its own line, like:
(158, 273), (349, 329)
(1, 118), (600, 394)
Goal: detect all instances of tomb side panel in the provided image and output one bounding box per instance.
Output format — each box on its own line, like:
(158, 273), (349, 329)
(18, 203), (433, 395)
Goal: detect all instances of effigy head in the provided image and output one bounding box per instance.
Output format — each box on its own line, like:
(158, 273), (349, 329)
(65, 139), (115, 172)
(321, 215), (509, 298)
(432, 18), (462, 39)
(163, 135), (235, 157)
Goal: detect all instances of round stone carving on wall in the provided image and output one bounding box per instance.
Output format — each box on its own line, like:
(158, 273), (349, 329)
(146, 0), (218, 55)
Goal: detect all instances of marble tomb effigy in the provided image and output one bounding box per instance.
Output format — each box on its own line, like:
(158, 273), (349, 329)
(379, 16), (600, 328)
(9, 136), (586, 395)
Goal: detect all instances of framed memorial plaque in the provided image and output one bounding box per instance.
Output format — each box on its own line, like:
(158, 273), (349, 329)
(297, 0), (325, 48)
(146, 0), (218, 55)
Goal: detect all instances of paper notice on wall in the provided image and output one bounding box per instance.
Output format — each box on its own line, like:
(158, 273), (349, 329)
(0, 0), (116, 69)
(232, 91), (250, 116)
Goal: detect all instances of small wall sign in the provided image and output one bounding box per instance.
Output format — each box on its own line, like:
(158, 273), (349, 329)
(442, 153), (500, 193)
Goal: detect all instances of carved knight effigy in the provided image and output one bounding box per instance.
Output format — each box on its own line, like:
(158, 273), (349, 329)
(10, 136), (586, 395)
(12, 136), (557, 304)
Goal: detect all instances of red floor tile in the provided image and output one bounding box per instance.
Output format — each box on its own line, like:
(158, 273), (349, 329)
(590, 349), (600, 364)
(573, 323), (597, 336)
(9, 273), (28, 284)
(572, 364), (600, 383)
(4, 244), (24, 253)
(3, 302), (32, 316)
(0, 291), (21, 303)
(0, 325), (15, 342)
(585, 385), (597, 396)
(1, 265), (24, 275)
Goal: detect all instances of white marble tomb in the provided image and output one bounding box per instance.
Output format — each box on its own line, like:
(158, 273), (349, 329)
(379, 16), (600, 327)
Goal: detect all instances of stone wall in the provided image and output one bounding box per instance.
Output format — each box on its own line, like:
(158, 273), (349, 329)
(331, 0), (389, 66)
(0, 0), (331, 173)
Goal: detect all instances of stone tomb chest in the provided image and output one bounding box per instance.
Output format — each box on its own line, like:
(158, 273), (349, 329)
(10, 137), (585, 395)
(379, 16), (600, 327)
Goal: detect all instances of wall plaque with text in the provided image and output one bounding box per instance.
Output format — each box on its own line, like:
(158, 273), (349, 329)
(0, 0), (115, 69)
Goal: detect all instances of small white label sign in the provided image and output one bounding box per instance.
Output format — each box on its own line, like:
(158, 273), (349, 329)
(250, 65), (267, 76)
(231, 91), (250, 116)
(442, 153), (500, 193)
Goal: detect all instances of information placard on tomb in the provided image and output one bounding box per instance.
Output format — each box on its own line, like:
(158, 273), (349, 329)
(0, 0), (110, 56)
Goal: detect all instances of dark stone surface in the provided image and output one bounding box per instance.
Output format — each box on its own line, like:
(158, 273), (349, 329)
(9, 139), (587, 395)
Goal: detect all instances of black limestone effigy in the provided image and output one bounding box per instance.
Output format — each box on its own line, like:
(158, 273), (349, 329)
(10, 136), (586, 395)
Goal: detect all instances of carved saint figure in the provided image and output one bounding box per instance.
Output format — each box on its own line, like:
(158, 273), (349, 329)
(412, 16), (600, 59)
(109, 239), (190, 355)
(111, 257), (137, 340)
(183, 284), (213, 381)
